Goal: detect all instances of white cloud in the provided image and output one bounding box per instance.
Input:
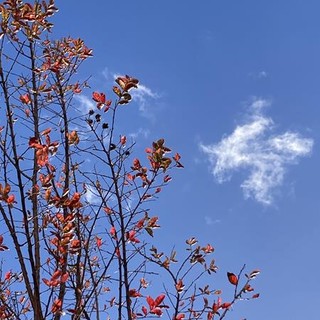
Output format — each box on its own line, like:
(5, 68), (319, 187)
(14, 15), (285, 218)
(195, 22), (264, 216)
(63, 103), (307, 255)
(131, 83), (160, 114)
(249, 97), (271, 112)
(128, 127), (150, 140)
(85, 185), (100, 205)
(257, 71), (268, 78)
(249, 71), (268, 79)
(74, 94), (95, 113)
(204, 216), (221, 225)
(102, 67), (111, 82)
(200, 98), (313, 205)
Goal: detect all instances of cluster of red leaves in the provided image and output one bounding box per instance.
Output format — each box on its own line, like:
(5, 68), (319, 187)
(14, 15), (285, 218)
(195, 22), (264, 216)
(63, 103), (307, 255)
(44, 207), (84, 314)
(0, 0), (58, 40)
(126, 230), (140, 244)
(146, 139), (173, 172)
(198, 269), (261, 319)
(139, 294), (167, 317)
(41, 37), (92, 74)
(135, 214), (160, 237)
(209, 297), (233, 319)
(147, 140), (183, 183)
(29, 130), (59, 167)
(227, 269), (260, 298)
(92, 92), (112, 111)
(0, 183), (15, 206)
(48, 210), (79, 263)
(0, 270), (31, 318)
(114, 75), (139, 104)
(20, 93), (31, 104)
(68, 130), (79, 145)
(91, 75), (138, 116)
(51, 298), (62, 314)
(126, 139), (183, 196)
(43, 269), (68, 287)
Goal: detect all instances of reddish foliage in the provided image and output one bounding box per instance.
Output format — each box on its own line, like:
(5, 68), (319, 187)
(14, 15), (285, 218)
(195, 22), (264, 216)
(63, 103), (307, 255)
(227, 272), (239, 286)
(0, 2), (260, 319)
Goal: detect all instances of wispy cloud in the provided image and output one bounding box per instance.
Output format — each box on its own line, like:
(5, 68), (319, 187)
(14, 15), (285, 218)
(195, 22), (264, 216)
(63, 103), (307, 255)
(84, 185), (100, 205)
(131, 83), (160, 114)
(105, 71), (161, 120)
(257, 71), (268, 78)
(128, 127), (150, 140)
(249, 70), (268, 80)
(204, 216), (221, 225)
(200, 98), (313, 205)
(74, 94), (95, 113)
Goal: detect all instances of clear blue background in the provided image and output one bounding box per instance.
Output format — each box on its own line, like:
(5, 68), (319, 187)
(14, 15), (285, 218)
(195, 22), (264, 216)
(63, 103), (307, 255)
(53, 1), (320, 319)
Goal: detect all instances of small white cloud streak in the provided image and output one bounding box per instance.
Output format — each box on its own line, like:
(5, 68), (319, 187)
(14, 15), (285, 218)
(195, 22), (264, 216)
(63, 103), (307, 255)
(131, 84), (160, 113)
(74, 95), (95, 113)
(204, 216), (221, 225)
(85, 185), (101, 205)
(257, 71), (268, 78)
(249, 71), (268, 79)
(112, 73), (160, 118)
(250, 97), (271, 112)
(200, 99), (313, 205)
(128, 128), (150, 140)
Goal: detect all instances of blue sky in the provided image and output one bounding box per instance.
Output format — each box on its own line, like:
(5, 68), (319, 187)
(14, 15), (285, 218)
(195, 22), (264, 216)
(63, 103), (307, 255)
(54, 1), (320, 319)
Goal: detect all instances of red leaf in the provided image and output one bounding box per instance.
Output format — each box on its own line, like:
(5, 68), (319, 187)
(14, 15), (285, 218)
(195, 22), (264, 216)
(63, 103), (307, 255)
(135, 217), (145, 229)
(146, 296), (155, 309)
(20, 94), (31, 104)
(150, 308), (162, 316)
(244, 284), (254, 292)
(227, 272), (238, 286)
(51, 298), (62, 313)
(126, 230), (140, 243)
(96, 236), (102, 248)
(120, 136), (126, 145)
(174, 153), (181, 161)
(104, 206), (113, 215)
(29, 137), (39, 148)
(5, 271), (11, 280)
(132, 158), (141, 170)
(221, 302), (232, 309)
(252, 293), (260, 299)
(42, 278), (51, 286)
(249, 270), (260, 279)
(175, 314), (185, 320)
(52, 270), (62, 280)
(92, 92), (106, 104)
(202, 244), (214, 254)
(142, 306), (148, 316)
(175, 279), (185, 293)
(60, 272), (69, 283)
(110, 226), (116, 238)
(129, 289), (142, 298)
(126, 173), (134, 181)
(113, 86), (122, 97)
(154, 294), (165, 307)
(6, 194), (15, 205)
(212, 302), (219, 313)
(41, 128), (52, 135)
